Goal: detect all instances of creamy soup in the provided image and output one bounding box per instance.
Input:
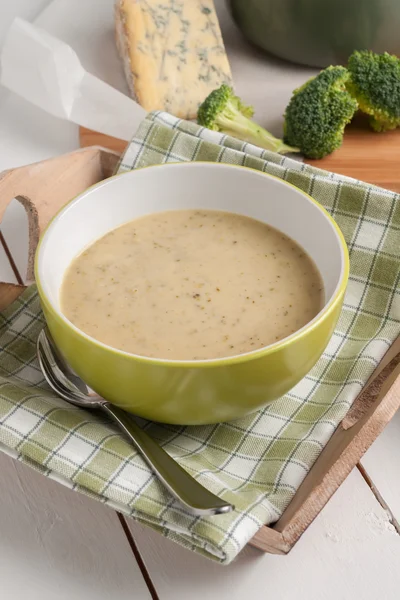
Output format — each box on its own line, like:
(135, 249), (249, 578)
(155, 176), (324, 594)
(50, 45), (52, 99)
(61, 210), (324, 360)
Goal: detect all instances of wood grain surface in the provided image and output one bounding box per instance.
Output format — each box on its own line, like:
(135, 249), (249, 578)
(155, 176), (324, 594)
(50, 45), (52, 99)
(79, 116), (400, 193)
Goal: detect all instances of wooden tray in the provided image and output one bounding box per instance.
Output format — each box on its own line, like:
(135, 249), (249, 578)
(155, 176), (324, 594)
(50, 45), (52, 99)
(0, 146), (399, 555)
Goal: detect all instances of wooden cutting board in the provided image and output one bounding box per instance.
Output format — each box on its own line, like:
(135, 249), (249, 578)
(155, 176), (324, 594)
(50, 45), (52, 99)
(80, 115), (400, 193)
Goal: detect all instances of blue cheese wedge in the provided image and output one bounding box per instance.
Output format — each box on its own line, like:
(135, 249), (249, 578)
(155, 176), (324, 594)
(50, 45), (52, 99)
(115, 0), (233, 119)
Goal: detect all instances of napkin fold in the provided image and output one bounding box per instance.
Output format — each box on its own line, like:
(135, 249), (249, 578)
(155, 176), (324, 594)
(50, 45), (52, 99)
(0, 112), (399, 564)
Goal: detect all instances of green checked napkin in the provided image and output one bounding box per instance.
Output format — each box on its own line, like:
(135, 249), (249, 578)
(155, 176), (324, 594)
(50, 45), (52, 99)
(1, 111), (399, 564)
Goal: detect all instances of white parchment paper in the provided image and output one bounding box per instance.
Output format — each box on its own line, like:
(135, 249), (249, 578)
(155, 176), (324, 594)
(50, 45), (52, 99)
(0, 18), (146, 140)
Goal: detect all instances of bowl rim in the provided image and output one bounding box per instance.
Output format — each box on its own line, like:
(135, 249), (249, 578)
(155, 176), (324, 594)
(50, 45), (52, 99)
(35, 161), (349, 368)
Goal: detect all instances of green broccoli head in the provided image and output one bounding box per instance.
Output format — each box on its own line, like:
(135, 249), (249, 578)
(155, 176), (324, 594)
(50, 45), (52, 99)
(347, 51), (400, 132)
(197, 84), (299, 154)
(197, 84), (255, 128)
(283, 66), (358, 159)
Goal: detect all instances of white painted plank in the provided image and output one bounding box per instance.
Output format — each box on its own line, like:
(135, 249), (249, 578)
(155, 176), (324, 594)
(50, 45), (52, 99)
(128, 469), (400, 600)
(361, 408), (400, 526)
(0, 452), (152, 599)
(0, 237), (17, 284)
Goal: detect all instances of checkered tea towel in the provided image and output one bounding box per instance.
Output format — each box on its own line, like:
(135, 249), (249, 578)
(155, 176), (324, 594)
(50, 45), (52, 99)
(1, 111), (399, 564)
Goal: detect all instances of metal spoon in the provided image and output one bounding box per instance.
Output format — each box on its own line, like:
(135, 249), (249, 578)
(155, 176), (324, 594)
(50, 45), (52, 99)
(36, 329), (234, 516)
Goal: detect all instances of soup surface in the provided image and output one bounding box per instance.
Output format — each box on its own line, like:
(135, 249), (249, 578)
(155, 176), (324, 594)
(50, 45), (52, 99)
(61, 210), (324, 360)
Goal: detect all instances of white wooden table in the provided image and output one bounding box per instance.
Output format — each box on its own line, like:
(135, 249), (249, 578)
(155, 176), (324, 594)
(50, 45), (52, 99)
(0, 2), (399, 598)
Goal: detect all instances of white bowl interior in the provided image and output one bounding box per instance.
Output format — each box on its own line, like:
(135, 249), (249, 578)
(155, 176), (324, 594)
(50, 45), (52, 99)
(38, 163), (346, 319)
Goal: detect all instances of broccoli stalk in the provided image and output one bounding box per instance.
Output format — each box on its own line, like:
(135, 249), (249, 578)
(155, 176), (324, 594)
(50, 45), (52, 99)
(197, 85), (299, 155)
(283, 66), (358, 159)
(347, 51), (400, 132)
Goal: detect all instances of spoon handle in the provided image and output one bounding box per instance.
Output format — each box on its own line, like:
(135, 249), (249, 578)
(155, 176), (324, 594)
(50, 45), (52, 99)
(101, 403), (234, 517)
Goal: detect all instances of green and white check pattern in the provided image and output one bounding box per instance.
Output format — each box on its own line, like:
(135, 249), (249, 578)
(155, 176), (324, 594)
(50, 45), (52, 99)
(1, 111), (399, 564)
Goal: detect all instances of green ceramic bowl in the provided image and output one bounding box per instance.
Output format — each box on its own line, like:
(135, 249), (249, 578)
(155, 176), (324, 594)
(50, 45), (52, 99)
(228, 0), (400, 68)
(35, 163), (348, 425)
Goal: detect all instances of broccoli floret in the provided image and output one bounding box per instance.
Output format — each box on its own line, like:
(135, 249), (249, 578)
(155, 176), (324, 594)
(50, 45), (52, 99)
(283, 66), (358, 159)
(197, 84), (299, 155)
(347, 51), (400, 132)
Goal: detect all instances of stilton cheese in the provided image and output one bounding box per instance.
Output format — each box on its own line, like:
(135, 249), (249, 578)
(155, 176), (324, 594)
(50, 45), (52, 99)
(115, 0), (233, 119)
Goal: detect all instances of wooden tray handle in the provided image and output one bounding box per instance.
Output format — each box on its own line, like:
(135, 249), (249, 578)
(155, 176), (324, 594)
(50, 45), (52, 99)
(0, 146), (120, 311)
